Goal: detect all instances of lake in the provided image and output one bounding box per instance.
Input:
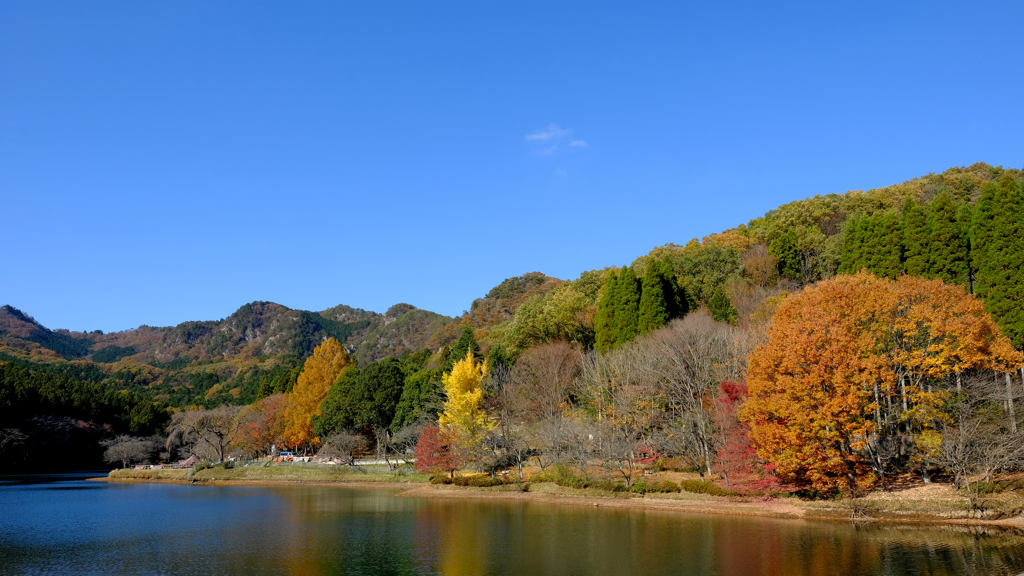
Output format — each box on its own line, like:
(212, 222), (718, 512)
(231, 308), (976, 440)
(2, 473), (1024, 576)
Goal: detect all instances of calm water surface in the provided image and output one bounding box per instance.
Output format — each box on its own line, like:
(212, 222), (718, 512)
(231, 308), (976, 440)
(2, 473), (1024, 576)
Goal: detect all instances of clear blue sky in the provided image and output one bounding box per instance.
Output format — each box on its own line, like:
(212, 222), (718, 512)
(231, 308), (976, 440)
(3, 1), (1022, 333)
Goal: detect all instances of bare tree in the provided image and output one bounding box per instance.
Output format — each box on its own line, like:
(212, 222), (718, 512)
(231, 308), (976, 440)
(317, 430), (368, 464)
(166, 405), (244, 462)
(0, 428), (27, 456)
(645, 312), (744, 480)
(101, 435), (155, 468)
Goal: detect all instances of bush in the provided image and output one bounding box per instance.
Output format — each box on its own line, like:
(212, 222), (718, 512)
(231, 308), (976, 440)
(589, 480), (628, 492)
(653, 480), (680, 493)
(223, 460), (234, 469)
(195, 461), (209, 472)
(431, 474), (509, 487)
(629, 479), (652, 494)
(678, 479), (737, 497)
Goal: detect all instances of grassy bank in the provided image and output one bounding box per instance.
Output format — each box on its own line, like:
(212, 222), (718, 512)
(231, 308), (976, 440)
(107, 463), (430, 485)
(102, 465), (1024, 526)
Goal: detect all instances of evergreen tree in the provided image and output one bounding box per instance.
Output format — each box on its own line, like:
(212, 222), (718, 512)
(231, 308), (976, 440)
(868, 212), (902, 279)
(973, 175), (1024, 347)
(928, 191), (970, 287)
(839, 214), (864, 274)
(708, 287), (738, 324)
(958, 203), (975, 291)
(638, 263), (671, 334)
(612, 266), (640, 346)
(594, 270), (619, 352)
(447, 326), (481, 369)
(658, 257), (689, 319)
(901, 197), (930, 277)
(769, 227), (801, 281)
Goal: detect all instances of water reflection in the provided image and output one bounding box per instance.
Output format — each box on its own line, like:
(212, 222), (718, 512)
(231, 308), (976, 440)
(1, 476), (1023, 576)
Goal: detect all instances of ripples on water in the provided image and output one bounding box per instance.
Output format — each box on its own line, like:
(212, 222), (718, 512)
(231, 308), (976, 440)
(2, 473), (1024, 576)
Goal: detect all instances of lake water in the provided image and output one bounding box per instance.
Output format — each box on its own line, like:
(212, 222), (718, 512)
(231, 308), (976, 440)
(2, 474), (1024, 576)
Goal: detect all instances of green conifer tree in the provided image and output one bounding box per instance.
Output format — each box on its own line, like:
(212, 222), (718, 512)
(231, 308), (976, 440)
(839, 214), (863, 274)
(612, 266), (640, 346)
(594, 270), (619, 352)
(973, 175), (1024, 347)
(928, 191), (970, 287)
(638, 263), (671, 334)
(869, 212), (902, 279)
(769, 227), (801, 281)
(901, 197), (930, 277)
(707, 287), (738, 324)
(958, 203), (975, 291)
(448, 325), (481, 369)
(658, 257), (689, 319)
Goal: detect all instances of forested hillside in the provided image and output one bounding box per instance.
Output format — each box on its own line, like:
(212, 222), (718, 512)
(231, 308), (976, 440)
(5, 162), (1024, 484)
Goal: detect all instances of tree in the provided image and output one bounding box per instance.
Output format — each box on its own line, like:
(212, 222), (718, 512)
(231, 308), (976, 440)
(707, 287), (738, 324)
(928, 191), (970, 287)
(769, 227), (801, 281)
(438, 351), (493, 444)
(972, 175), (1024, 347)
(282, 338), (351, 448)
(868, 211), (902, 279)
(611, 266), (640, 346)
(317, 430), (368, 464)
(638, 261), (683, 334)
(448, 326), (481, 368)
(101, 435), (155, 468)
(594, 270), (619, 352)
(0, 428), (27, 456)
(390, 367), (444, 432)
(165, 405), (244, 462)
(413, 423), (464, 477)
(742, 273), (1020, 492)
(901, 197), (930, 277)
(839, 214), (867, 274)
(234, 393), (288, 458)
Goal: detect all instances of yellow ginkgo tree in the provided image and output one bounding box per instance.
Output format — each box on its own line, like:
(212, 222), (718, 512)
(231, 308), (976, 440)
(439, 350), (494, 445)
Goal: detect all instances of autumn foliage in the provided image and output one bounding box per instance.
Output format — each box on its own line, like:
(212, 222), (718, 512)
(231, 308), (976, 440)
(282, 338), (351, 448)
(413, 423), (464, 476)
(438, 350), (493, 444)
(742, 273), (1020, 492)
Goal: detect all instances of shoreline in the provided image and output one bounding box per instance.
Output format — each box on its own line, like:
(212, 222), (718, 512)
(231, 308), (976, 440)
(96, 470), (1024, 529)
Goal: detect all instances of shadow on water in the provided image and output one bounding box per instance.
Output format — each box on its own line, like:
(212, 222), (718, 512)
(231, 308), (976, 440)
(3, 474), (1024, 576)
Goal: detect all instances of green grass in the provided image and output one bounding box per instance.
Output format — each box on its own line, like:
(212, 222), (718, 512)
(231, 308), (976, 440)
(108, 463), (431, 484)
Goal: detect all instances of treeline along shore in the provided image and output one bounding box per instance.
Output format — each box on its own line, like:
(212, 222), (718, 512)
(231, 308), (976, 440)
(7, 162), (1024, 525)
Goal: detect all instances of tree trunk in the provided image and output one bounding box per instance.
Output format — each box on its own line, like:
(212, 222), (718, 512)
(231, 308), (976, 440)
(1007, 372), (1018, 433)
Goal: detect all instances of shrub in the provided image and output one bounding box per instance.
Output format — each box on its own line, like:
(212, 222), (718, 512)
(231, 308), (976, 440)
(653, 480), (680, 493)
(678, 479), (737, 497)
(589, 480), (628, 492)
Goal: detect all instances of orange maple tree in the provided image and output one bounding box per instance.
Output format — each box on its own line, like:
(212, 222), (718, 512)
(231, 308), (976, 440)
(742, 273), (1019, 492)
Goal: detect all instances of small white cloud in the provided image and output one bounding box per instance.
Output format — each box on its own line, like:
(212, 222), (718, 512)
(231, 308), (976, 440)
(569, 140), (588, 147)
(526, 123), (571, 141)
(555, 168), (568, 177)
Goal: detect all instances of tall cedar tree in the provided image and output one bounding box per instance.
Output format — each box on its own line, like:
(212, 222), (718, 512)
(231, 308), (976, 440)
(958, 203), (975, 291)
(973, 175), (1024, 347)
(769, 227), (801, 281)
(707, 287), (738, 324)
(928, 191), (971, 288)
(868, 212), (902, 279)
(637, 263), (671, 334)
(611, 266), (640, 346)
(839, 214), (867, 274)
(658, 258), (689, 319)
(901, 197), (930, 277)
(594, 269), (619, 352)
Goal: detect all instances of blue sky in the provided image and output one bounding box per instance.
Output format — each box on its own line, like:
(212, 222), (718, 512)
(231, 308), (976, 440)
(2, 1), (1023, 332)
